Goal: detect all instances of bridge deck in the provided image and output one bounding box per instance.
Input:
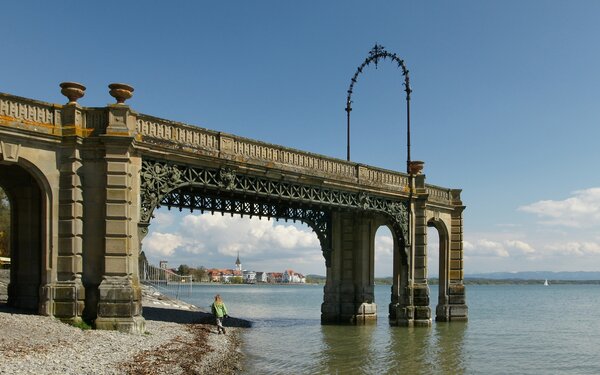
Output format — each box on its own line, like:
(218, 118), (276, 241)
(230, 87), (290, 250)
(0, 92), (455, 206)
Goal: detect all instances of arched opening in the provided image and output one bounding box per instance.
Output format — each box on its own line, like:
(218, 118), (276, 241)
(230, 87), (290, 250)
(0, 163), (45, 310)
(373, 220), (409, 324)
(0, 186), (10, 303)
(427, 218), (450, 321)
(141, 208), (325, 285)
(374, 224), (394, 320)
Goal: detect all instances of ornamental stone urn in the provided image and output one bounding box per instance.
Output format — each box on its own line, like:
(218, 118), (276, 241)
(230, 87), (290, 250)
(108, 83), (134, 104)
(409, 160), (424, 175)
(59, 82), (86, 104)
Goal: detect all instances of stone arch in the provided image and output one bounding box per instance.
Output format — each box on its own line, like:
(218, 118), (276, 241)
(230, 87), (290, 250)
(138, 158), (412, 324)
(0, 159), (53, 311)
(373, 219), (410, 323)
(140, 181), (333, 266)
(139, 159), (409, 268)
(427, 215), (451, 322)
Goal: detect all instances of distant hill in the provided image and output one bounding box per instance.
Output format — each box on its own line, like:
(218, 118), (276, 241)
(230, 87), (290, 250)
(466, 271), (600, 281)
(305, 274), (326, 284)
(307, 271), (600, 283)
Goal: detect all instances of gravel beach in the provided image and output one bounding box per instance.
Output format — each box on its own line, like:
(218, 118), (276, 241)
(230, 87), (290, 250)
(0, 270), (246, 374)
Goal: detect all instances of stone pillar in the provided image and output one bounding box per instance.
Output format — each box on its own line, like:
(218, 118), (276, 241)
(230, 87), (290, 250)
(94, 101), (145, 333)
(432, 217), (449, 322)
(51, 144), (86, 323)
(39, 102), (86, 323)
(389, 230), (410, 325)
(321, 212), (376, 324)
(395, 173), (431, 326)
(447, 190), (468, 321)
(354, 213), (377, 323)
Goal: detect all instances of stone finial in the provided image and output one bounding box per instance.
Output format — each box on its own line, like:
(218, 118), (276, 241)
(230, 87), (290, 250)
(408, 160), (424, 175)
(59, 82), (86, 105)
(108, 83), (134, 104)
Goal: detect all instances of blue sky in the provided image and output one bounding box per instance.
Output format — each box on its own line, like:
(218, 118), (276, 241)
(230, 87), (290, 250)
(2, 1), (600, 276)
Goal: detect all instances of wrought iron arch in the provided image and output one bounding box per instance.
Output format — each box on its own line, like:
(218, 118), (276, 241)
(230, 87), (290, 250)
(139, 159), (410, 266)
(345, 43), (412, 173)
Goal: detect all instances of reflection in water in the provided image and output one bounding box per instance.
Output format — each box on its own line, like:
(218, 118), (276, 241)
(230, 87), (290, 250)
(319, 324), (376, 374)
(185, 284), (600, 374)
(386, 326), (433, 374)
(317, 320), (467, 374)
(433, 322), (467, 374)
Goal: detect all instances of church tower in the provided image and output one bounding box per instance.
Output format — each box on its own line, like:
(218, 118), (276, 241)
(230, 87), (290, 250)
(235, 252), (242, 271)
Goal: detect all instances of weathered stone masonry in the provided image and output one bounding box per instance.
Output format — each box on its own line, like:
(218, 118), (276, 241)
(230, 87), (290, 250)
(0, 85), (467, 332)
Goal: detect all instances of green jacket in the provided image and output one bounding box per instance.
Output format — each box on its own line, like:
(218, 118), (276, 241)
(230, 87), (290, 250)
(211, 302), (228, 318)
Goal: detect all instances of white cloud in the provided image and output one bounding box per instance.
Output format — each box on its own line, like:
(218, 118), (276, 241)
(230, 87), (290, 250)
(475, 239), (509, 257)
(546, 241), (600, 256)
(143, 232), (183, 257)
(151, 210), (176, 229)
(375, 233), (394, 257)
(464, 236), (537, 259)
(143, 212), (322, 272)
(505, 240), (535, 255)
(519, 187), (600, 227)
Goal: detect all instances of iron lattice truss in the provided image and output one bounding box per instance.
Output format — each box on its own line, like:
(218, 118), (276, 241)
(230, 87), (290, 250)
(140, 159), (409, 266)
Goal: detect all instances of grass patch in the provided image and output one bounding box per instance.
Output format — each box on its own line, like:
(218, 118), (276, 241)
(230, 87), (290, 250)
(70, 319), (93, 330)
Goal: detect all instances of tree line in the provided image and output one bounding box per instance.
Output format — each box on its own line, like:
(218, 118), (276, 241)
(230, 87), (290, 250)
(176, 264), (211, 282)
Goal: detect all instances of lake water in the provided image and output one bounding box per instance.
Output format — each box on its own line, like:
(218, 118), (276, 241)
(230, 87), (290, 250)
(182, 284), (600, 374)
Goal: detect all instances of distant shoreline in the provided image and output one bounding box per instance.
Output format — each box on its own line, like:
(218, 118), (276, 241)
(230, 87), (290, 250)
(461, 279), (600, 285)
(370, 277), (600, 286)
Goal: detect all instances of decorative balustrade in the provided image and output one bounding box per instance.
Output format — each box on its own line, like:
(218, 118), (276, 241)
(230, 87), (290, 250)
(84, 108), (108, 133)
(0, 92), (455, 205)
(426, 185), (452, 204)
(136, 114), (219, 150)
(0, 93), (58, 134)
(135, 113), (415, 193)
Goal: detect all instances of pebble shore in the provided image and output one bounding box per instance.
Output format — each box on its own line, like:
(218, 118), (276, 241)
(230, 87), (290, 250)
(0, 271), (244, 374)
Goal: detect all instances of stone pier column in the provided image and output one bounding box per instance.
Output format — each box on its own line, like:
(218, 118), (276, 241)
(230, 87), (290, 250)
(40, 103), (86, 323)
(389, 231), (409, 324)
(394, 173), (431, 326)
(412, 175), (431, 326)
(447, 190), (468, 321)
(321, 211), (376, 324)
(94, 101), (145, 333)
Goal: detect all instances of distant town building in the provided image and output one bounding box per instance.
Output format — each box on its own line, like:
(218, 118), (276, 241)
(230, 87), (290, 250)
(267, 272), (283, 283)
(159, 260), (168, 270)
(204, 255), (305, 284)
(255, 271), (268, 283)
(283, 269), (306, 283)
(235, 252), (242, 271)
(243, 270), (256, 284)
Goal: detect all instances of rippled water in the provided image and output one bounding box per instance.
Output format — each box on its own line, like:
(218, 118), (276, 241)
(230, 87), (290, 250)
(185, 284), (600, 374)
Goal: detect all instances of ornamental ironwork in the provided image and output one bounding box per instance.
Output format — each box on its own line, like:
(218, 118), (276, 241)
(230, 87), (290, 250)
(140, 159), (410, 265)
(345, 43), (412, 173)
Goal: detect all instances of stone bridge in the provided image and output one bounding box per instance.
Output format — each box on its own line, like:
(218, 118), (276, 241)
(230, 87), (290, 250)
(0, 84), (467, 333)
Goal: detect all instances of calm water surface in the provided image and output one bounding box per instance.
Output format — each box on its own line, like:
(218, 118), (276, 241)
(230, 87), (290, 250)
(185, 284), (600, 374)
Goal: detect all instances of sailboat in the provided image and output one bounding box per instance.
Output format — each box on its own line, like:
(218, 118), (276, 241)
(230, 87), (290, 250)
(543, 279), (549, 286)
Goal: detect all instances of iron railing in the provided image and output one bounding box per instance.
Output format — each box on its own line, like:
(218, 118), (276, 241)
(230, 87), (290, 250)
(141, 261), (192, 300)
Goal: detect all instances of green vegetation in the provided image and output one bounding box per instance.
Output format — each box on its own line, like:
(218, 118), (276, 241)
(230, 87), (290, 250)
(176, 264), (209, 282)
(464, 278), (600, 285)
(308, 275), (600, 286)
(375, 277), (393, 285)
(305, 274), (326, 284)
(230, 276), (244, 284)
(69, 319), (93, 330)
